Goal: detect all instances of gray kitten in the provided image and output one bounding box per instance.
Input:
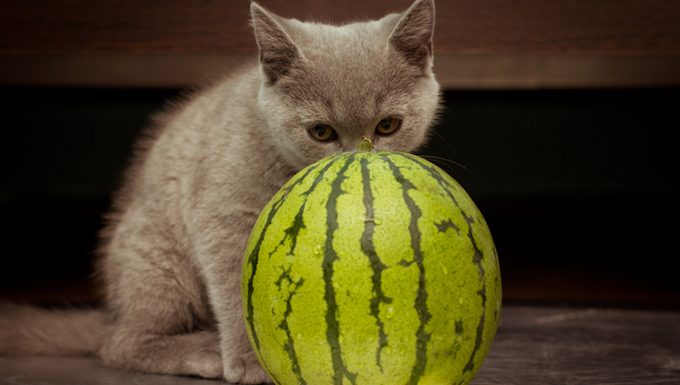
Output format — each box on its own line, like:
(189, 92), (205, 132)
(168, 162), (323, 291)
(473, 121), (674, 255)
(0, 0), (440, 383)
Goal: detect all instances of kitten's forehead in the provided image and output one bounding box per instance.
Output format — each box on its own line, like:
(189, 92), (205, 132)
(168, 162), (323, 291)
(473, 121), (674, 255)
(278, 16), (421, 130)
(286, 16), (399, 79)
(283, 14), (400, 52)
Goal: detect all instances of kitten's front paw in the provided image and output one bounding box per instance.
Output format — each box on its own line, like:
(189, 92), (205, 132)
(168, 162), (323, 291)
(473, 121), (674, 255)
(223, 354), (272, 384)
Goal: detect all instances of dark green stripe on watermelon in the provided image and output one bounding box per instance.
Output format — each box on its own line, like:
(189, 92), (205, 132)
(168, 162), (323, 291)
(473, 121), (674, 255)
(323, 154), (358, 385)
(397, 153), (488, 376)
(359, 157), (393, 372)
(268, 158), (347, 385)
(461, 212), (486, 374)
(381, 155), (431, 385)
(277, 271), (307, 385)
(245, 160), (326, 352)
(398, 153), (461, 205)
(267, 157), (335, 260)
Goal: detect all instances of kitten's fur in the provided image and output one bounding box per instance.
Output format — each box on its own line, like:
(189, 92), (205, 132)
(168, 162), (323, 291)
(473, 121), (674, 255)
(0, 1), (440, 383)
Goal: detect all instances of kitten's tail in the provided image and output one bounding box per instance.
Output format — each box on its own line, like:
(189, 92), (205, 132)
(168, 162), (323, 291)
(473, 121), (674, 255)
(0, 302), (107, 355)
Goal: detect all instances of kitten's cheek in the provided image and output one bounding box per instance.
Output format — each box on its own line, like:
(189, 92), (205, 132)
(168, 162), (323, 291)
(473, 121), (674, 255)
(376, 137), (403, 153)
(322, 147), (338, 160)
(333, 142), (344, 154)
(372, 137), (386, 152)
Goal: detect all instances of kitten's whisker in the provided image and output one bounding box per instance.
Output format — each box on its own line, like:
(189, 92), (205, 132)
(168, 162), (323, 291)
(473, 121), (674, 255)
(431, 131), (458, 156)
(419, 154), (480, 184)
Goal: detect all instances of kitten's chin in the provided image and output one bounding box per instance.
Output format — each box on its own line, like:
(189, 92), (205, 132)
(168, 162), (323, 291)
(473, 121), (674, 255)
(269, 141), (321, 172)
(279, 143), (347, 171)
(279, 151), (311, 172)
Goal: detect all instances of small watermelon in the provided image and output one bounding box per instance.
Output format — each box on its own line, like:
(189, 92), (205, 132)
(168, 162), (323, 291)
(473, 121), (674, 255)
(242, 140), (501, 385)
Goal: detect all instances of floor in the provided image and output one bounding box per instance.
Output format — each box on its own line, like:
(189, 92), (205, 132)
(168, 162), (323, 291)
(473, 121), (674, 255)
(1, 305), (679, 385)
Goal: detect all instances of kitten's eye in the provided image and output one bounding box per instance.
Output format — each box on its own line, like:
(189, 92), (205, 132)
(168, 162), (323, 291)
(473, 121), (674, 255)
(375, 117), (402, 136)
(308, 124), (337, 142)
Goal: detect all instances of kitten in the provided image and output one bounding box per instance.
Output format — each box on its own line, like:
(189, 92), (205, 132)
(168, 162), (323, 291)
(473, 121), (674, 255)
(0, 0), (440, 383)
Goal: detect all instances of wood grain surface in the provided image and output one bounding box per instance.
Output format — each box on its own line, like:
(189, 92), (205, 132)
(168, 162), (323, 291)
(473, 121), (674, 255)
(478, 306), (680, 384)
(1, 0), (679, 88)
(1, 306), (679, 384)
(1, 0), (679, 55)
(1, 54), (680, 89)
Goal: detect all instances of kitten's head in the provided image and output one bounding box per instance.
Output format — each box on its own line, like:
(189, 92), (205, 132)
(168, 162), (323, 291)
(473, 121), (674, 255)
(252, 0), (440, 169)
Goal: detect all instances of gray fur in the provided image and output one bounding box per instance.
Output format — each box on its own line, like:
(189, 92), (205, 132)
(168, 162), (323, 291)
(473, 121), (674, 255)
(0, 1), (440, 383)
(0, 303), (106, 356)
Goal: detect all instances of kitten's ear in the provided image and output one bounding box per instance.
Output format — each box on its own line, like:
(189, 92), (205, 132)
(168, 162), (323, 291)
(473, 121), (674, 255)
(388, 0), (435, 70)
(250, 2), (303, 84)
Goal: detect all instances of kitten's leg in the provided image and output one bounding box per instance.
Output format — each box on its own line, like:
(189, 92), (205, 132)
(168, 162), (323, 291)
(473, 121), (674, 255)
(102, 329), (222, 379)
(99, 216), (222, 379)
(196, 210), (271, 384)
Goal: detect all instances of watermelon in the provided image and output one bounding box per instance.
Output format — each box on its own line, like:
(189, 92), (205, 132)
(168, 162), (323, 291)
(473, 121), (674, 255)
(241, 142), (501, 385)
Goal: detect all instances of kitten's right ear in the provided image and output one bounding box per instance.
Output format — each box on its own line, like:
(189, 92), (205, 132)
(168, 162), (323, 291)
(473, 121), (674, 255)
(250, 2), (303, 84)
(388, 0), (435, 71)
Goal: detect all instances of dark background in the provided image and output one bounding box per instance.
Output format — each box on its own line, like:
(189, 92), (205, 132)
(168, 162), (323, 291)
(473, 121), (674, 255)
(1, 86), (678, 307)
(2, 0), (680, 309)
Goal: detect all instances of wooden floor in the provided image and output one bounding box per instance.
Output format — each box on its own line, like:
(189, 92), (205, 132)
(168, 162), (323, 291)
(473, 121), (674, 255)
(477, 306), (680, 385)
(1, 305), (679, 384)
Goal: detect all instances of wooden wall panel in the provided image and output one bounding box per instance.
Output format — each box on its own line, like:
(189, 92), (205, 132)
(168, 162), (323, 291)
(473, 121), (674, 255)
(2, 0), (679, 55)
(1, 0), (679, 88)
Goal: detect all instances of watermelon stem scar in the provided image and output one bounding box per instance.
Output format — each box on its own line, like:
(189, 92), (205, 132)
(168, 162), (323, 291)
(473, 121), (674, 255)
(358, 137), (373, 152)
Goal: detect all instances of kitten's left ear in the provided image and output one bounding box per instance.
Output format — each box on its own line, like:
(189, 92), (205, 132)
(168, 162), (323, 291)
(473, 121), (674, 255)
(388, 0), (435, 71)
(250, 2), (304, 83)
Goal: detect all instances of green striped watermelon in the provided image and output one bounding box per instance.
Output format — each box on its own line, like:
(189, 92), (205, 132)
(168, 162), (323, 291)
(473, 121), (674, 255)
(242, 143), (501, 385)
